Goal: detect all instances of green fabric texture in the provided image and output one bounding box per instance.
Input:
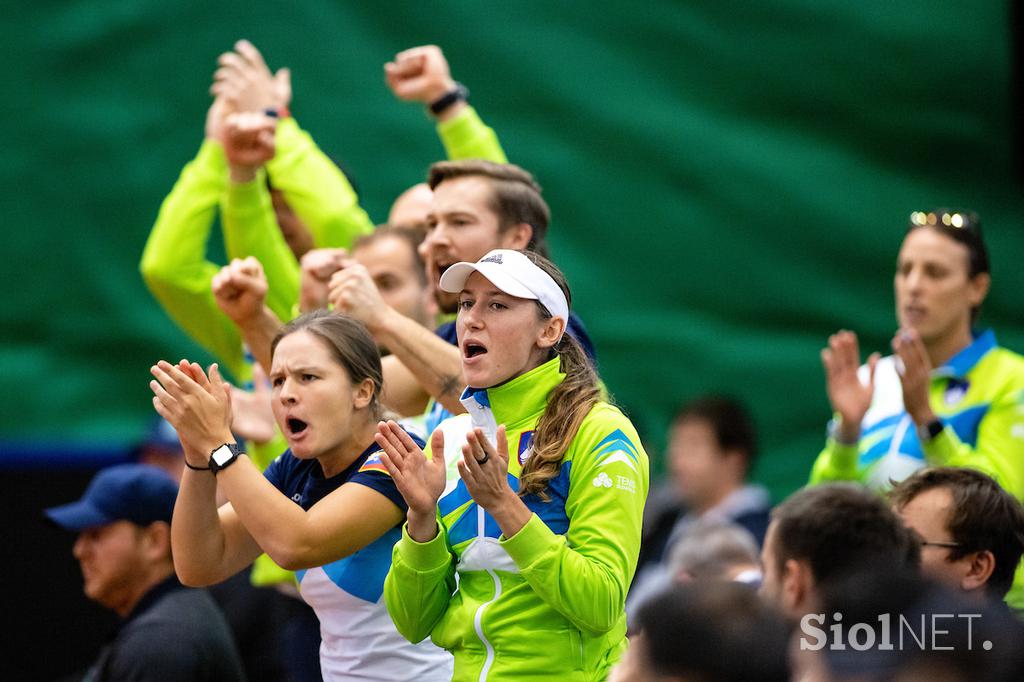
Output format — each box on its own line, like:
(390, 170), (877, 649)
(4, 3), (1024, 504)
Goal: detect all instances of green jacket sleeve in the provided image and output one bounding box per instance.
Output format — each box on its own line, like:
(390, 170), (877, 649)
(436, 106), (508, 163)
(383, 522), (457, 644)
(139, 140), (246, 381)
(220, 171), (301, 323)
(808, 424), (863, 485)
(265, 117), (374, 248)
(924, 389), (1024, 499)
(500, 407), (649, 635)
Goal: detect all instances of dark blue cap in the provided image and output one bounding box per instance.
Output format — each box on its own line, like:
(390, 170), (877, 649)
(45, 464), (178, 531)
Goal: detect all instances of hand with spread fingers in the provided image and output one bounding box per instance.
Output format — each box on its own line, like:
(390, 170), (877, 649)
(892, 327), (936, 426)
(457, 426), (531, 537)
(374, 420), (447, 541)
(821, 330), (879, 443)
(150, 360), (234, 465)
(212, 39), (291, 114)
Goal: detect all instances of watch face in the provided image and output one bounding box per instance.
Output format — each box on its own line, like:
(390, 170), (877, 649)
(212, 445), (235, 466)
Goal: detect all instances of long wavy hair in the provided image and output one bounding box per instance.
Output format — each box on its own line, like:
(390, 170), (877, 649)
(516, 252), (602, 499)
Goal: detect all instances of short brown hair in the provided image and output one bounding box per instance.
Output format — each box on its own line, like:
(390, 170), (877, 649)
(270, 311), (383, 420)
(772, 484), (919, 586)
(427, 160), (550, 256)
(353, 225), (428, 286)
(889, 467), (1024, 599)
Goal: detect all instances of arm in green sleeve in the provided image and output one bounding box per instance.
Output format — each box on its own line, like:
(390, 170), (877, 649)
(500, 412), (649, 635)
(265, 117), (374, 249)
(383, 522), (457, 644)
(924, 391), (1024, 499)
(140, 141), (246, 380)
(436, 105), (507, 163)
(221, 172), (301, 323)
(808, 432), (863, 485)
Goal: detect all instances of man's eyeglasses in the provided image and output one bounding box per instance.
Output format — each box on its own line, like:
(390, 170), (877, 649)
(919, 540), (961, 549)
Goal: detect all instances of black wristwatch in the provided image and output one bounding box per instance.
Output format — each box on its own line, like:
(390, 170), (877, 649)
(916, 419), (944, 443)
(209, 442), (244, 475)
(429, 82), (469, 115)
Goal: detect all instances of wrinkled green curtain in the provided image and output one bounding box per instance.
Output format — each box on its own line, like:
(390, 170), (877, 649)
(4, 1), (1020, 498)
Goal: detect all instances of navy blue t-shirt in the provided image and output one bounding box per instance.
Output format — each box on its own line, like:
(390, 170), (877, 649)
(263, 433), (425, 513)
(434, 310), (597, 362)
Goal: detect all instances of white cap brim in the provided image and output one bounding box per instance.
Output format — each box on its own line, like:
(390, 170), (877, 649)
(438, 249), (570, 324)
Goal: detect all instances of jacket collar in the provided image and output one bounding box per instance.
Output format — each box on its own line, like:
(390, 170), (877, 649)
(936, 329), (996, 379)
(459, 356), (564, 434)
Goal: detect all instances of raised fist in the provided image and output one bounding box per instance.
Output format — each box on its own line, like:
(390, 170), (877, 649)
(223, 112), (276, 178)
(299, 248), (348, 313)
(327, 261), (387, 330)
(212, 257), (269, 328)
(384, 45), (456, 105)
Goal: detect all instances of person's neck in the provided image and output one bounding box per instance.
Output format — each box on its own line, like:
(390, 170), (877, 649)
(317, 417), (378, 478)
(924, 325), (974, 369)
(114, 564), (175, 618)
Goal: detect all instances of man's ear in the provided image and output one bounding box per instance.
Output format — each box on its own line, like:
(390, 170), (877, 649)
(537, 316), (566, 350)
(498, 222), (533, 250)
(782, 558), (813, 613)
(961, 550), (996, 592)
(142, 521), (172, 562)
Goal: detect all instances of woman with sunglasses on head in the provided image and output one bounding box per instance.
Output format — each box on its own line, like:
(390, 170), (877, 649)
(375, 249), (649, 681)
(810, 209), (1024, 500)
(150, 311), (452, 681)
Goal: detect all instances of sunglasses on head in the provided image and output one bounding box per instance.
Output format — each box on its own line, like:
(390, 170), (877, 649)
(909, 210), (981, 235)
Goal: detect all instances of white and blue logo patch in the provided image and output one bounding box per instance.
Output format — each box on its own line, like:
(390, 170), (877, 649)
(517, 431), (535, 466)
(944, 379), (969, 406)
(591, 429), (641, 473)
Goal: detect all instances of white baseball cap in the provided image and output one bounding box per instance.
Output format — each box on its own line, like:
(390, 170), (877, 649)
(439, 249), (569, 324)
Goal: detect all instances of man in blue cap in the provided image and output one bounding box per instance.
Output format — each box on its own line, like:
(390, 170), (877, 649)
(45, 464), (244, 681)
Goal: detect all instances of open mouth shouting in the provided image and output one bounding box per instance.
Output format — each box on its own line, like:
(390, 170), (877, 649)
(462, 340), (489, 363)
(285, 416), (309, 441)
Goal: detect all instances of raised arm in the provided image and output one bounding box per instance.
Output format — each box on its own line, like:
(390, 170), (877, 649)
(377, 422), (456, 643)
(151, 360), (261, 585)
(328, 265), (462, 415)
(219, 111), (302, 322)
(385, 45), (507, 163)
(139, 98), (247, 380)
(152, 361), (405, 573)
(894, 329), (1024, 498)
(809, 330), (879, 484)
(211, 257), (284, 373)
(215, 40), (374, 249)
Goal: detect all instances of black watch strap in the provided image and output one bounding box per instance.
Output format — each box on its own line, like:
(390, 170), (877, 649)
(209, 442), (244, 475)
(917, 419), (944, 443)
(429, 82), (469, 115)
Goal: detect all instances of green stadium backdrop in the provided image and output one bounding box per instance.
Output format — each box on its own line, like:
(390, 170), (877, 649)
(4, 1), (1023, 504)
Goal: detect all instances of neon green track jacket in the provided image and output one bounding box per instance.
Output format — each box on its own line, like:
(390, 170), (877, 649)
(140, 106), (505, 383)
(384, 358), (649, 681)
